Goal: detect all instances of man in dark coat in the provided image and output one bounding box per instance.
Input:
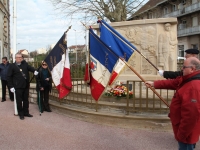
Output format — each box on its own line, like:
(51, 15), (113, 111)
(7, 53), (38, 120)
(158, 48), (199, 79)
(0, 57), (14, 102)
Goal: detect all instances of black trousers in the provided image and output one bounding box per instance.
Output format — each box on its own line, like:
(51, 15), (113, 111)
(15, 88), (29, 116)
(38, 87), (50, 111)
(1, 79), (14, 100)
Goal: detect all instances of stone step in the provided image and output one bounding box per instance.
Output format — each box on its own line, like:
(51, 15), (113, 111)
(49, 100), (171, 131)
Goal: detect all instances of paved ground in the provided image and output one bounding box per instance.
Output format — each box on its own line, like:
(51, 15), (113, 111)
(0, 85), (199, 150)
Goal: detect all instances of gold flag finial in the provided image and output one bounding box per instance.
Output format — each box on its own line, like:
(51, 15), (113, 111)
(65, 25), (72, 33)
(80, 21), (89, 30)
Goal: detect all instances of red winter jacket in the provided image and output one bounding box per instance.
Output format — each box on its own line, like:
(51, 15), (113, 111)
(154, 71), (200, 144)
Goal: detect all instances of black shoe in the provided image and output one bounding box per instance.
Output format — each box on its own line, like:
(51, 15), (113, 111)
(19, 116), (24, 120)
(1, 100), (6, 102)
(10, 99), (14, 101)
(45, 109), (52, 112)
(24, 114), (33, 117)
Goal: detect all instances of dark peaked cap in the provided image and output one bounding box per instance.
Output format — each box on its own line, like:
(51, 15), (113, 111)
(185, 49), (199, 54)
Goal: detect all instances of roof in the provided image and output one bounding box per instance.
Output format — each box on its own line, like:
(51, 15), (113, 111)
(129, 0), (167, 19)
(18, 49), (28, 53)
(68, 45), (86, 50)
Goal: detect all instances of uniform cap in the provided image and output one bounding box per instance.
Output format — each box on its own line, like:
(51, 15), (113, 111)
(185, 49), (199, 54)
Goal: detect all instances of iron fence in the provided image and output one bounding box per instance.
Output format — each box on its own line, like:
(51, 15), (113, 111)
(47, 79), (174, 115)
(28, 61), (183, 115)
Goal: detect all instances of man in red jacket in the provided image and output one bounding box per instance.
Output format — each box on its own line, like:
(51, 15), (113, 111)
(146, 57), (200, 150)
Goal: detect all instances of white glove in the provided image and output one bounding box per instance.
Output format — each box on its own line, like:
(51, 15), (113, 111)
(10, 88), (15, 93)
(34, 71), (38, 76)
(158, 70), (164, 76)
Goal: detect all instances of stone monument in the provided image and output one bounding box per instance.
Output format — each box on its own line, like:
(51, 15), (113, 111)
(92, 18), (178, 82)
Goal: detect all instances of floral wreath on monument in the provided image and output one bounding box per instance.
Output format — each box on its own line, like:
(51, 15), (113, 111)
(104, 81), (134, 99)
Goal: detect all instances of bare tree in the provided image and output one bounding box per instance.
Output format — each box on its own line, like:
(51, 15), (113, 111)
(48, 0), (147, 23)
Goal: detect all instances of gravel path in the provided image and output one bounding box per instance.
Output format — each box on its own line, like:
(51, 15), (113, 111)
(1, 99), (197, 150)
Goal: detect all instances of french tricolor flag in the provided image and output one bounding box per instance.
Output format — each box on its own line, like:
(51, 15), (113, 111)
(89, 29), (118, 101)
(44, 32), (72, 99)
(99, 20), (136, 85)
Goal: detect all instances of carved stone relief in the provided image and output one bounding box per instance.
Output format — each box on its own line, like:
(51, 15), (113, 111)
(158, 23), (178, 71)
(116, 25), (158, 75)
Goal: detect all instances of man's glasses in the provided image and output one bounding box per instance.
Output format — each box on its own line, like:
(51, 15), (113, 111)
(42, 64), (47, 66)
(182, 66), (193, 69)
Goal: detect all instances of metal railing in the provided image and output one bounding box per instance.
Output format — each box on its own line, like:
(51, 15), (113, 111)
(163, 2), (200, 18)
(178, 25), (200, 37)
(185, 2), (200, 13)
(28, 62), (184, 116)
(47, 79), (174, 115)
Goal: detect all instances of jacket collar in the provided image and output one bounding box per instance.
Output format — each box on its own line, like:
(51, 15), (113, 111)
(182, 70), (200, 81)
(177, 70), (200, 87)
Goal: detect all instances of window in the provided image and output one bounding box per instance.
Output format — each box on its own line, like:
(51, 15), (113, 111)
(148, 12), (153, 19)
(172, 4), (177, 11)
(192, 16), (198, 27)
(192, 44), (198, 49)
(164, 7), (168, 14)
(154, 12), (157, 18)
(178, 45), (184, 57)
(192, 0), (197, 4)
(178, 20), (187, 29)
(181, 20), (187, 24)
(181, 0), (186, 5)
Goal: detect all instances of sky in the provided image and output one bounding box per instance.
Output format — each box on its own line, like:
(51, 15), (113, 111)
(10, 0), (87, 52)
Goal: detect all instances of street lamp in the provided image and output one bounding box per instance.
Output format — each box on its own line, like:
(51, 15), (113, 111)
(17, 43), (20, 52)
(73, 29), (77, 62)
(29, 39), (31, 51)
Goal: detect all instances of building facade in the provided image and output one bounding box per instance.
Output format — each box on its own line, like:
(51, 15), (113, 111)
(129, 0), (200, 58)
(0, 0), (10, 60)
(18, 49), (29, 57)
(37, 48), (47, 54)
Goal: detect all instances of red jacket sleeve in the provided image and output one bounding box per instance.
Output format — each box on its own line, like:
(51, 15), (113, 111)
(154, 79), (179, 90)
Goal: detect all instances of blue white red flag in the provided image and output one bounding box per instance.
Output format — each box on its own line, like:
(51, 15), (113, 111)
(44, 32), (72, 99)
(98, 20), (136, 85)
(89, 28), (118, 101)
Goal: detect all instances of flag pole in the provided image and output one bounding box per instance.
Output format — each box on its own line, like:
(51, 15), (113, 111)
(89, 30), (170, 108)
(81, 22), (91, 84)
(120, 58), (170, 108)
(98, 20), (159, 71)
(38, 91), (42, 116)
